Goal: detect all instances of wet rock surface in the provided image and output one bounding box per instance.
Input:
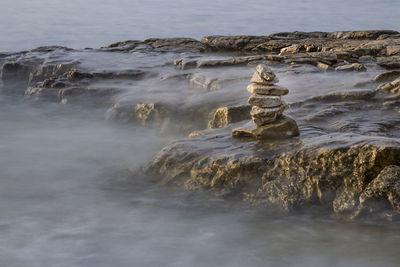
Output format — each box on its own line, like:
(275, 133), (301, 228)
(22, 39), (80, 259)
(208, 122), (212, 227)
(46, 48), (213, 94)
(2, 30), (400, 220)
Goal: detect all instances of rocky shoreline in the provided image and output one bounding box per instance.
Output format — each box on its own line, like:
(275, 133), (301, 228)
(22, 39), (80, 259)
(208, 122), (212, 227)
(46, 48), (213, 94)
(1, 30), (400, 221)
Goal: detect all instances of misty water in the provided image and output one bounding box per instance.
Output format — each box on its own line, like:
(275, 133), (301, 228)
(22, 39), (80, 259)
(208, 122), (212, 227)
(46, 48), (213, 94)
(1, 1), (400, 266)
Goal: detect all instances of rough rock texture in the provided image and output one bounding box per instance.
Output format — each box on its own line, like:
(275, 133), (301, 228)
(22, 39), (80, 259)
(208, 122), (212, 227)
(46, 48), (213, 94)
(208, 105), (251, 129)
(145, 132), (400, 219)
(248, 95), (282, 108)
(354, 165), (400, 219)
(3, 30), (400, 221)
(249, 105), (286, 126)
(375, 70), (400, 82)
(376, 78), (400, 94)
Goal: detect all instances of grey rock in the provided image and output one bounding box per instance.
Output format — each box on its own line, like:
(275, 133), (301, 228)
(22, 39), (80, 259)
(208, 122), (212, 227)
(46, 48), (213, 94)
(335, 63), (367, 72)
(250, 105), (286, 126)
(250, 72), (279, 85)
(256, 64), (276, 81)
(248, 95), (282, 108)
(309, 89), (376, 101)
(247, 83), (288, 96)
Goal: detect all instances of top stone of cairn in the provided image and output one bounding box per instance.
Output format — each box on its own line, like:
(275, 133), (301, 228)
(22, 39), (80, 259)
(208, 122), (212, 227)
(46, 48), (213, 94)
(256, 64), (276, 82)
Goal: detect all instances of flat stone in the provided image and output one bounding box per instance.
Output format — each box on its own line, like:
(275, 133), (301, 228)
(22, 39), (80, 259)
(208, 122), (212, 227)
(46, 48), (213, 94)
(250, 105), (286, 126)
(250, 72), (279, 85)
(256, 64), (276, 81)
(335, 63), (367, 72)
(248, 95), (282, 108)
(232, 115), (299, 139)
(375, 70), (400, 82)
(309, 89), (376, 101)
(247, 83), (288, 96)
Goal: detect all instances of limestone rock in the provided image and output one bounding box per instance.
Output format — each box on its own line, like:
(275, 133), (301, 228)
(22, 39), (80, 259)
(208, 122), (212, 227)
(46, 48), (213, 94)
(247, 83), (288, 96)
(279, 44), (304, 55)
(375, 70), (400, 83)
(377, 56), (400, 69)
(353, 165), (400, 218)
(248, 95), (282, 108)
(386, 46), (400, 56)
(250, 105), (286, 126)
(208, 105), (252, 128)
(309, 89), (376, 101)
(376, 78), (400, 94)
(134, 103), (168, 125)
(329, 30), (399, 40)
(256, 64), (276, 81)
(317, 62), (330, 70)
(250, 72), (279, 85)
(144, 38), (206, 53)
(232, 115), (299, 139)
(145, 132), (400, 219)
(335, 63), (367, 72)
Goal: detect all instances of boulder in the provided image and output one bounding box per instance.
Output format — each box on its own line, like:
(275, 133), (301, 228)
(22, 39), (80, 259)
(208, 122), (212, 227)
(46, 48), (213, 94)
(208, 105), (251, 128)
(144, 132), (400, 219)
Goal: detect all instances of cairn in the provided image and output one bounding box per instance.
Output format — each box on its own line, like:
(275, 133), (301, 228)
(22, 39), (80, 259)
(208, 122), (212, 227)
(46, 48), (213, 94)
(232, 64), (299, 139)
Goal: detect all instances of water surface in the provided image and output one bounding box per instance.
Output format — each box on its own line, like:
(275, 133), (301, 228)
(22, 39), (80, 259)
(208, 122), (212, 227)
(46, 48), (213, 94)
(1, 0), (400, 52)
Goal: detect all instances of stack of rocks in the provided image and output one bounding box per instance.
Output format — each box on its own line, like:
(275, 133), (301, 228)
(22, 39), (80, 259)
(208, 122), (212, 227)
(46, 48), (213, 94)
(232, 64), (299, 139)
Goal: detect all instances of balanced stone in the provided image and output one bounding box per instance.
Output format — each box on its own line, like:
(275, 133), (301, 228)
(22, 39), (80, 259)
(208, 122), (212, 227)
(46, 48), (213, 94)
(232, 115), (299, 139)
(232, 64), (299, 139)
(256, 64), (276, 81)
(250, 72), (279, 85)
(248, 95), (282, 108)
(247, 83), (289, 96)
(250, 105), (285, 126)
